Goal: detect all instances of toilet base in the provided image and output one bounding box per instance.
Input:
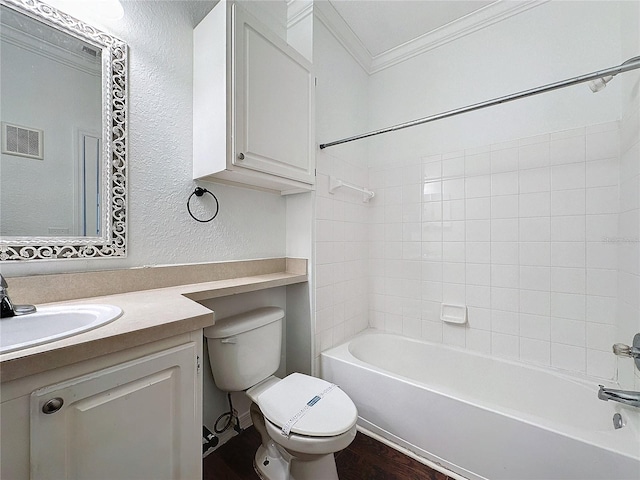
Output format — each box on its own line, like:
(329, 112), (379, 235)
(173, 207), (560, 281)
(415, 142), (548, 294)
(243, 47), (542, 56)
(253, 444), (339, 480)
(254, 443), (289, 480)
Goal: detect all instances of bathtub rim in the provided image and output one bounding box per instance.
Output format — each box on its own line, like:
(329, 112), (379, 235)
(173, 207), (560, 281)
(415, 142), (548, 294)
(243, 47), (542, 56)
(320, 329), (640, 463)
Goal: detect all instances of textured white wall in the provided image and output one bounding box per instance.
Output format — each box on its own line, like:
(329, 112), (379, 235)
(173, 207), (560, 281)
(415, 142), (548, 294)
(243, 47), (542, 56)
(1, 0), (287, 277)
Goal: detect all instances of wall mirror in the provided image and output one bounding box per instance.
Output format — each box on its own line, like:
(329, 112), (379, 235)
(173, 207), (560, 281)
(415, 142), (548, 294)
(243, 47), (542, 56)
(0, 0), (127, 261)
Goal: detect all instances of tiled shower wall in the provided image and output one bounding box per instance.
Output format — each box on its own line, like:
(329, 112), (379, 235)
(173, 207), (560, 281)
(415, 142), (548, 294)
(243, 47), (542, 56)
(314, 151), (370, 358)
(369, 121), (621, 379)
(618, 92), (640, 390)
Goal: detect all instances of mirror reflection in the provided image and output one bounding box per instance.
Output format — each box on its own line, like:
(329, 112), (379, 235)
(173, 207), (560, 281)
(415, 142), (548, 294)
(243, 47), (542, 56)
(0, 4), (102, 237)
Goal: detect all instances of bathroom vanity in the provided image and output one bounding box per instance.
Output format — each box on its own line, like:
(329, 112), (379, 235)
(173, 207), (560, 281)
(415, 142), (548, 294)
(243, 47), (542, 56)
(0, 258), (307, 480)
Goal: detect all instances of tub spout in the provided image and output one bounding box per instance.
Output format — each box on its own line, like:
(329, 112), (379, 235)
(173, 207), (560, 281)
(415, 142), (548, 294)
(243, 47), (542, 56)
(598, 385), (640, 408)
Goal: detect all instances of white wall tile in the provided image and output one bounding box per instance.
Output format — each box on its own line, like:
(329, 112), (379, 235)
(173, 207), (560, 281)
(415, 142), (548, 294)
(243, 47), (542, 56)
(520, 338), (551, 365)
(492, 242), (519, 265)
(551, 343), (585, 373)
(519, 167), (550, 193)
(492, 332), (519, 359)
(466, 197), (491, 219)
(442, 221), (466, 242)
(466, 220), (491, 242)
(551, 242), (585, 268)
(519, 192), (551, 217)
(465, 175), (491, 198)
(586, 268), (618, 297)
(465, 152), (491, 176)
(466, 263), (491, 286)
(586, 186), (619, 214)
(466, 242), (491, 264)
(550, 135), (585, 165)
(491, 195), (519, 218)
(520, 266), (551, 291)
(520, 217), (551, 242)
(550, 293), (586, 321)
(586, 322), (616, 351)
(551, 267), (586, 294)
(491, 171), (519, 196)
(586, 158), (619, 187)
(551, 189), (586, 216)
(586, 129), (619, 161)
(520, 289), (551, 316)
(491, 264), (520, 288)
(443, 156), (465, 178)
(520, 313), (551, 340)
(551, 163), (585, 191)
(586, 349), (616, 379)
(492, 310), (519, 335)
(466, 285), (492, 308)
(467, 329), (492, 353)
(491, 147), (519, 173)
(491, 287), (519, 312)
(551, 216), (585, 241)
(520, 242), (551, 266)
(491, 218), (519, 241)
(519, 142), (550, 170)
(443, 323), (466, 347)
(551, 317), (586, 346)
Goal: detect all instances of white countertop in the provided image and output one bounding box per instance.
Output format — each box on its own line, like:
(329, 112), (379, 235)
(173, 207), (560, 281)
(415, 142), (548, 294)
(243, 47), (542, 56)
(0, 268), (306, 383)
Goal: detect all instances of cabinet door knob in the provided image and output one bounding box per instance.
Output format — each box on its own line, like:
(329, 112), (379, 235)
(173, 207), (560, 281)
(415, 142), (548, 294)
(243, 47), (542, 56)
(237, 153), (245, 160)
(42, 397), (64, 414)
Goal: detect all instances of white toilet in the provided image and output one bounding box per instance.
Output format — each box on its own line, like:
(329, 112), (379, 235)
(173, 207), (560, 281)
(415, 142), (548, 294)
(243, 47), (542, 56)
(204, 307), (357, 480)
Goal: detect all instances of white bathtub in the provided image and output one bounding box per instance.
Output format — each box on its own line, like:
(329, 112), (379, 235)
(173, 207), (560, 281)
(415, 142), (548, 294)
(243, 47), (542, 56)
(320, 331), (640, 480)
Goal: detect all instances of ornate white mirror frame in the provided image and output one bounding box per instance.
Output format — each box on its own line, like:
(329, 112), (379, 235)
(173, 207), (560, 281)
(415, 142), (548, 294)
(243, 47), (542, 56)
(0, 0), (127, 261)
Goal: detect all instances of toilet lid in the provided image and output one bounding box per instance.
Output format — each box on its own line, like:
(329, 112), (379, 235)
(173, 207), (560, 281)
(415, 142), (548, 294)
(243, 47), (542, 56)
(257, 373), (357, 437)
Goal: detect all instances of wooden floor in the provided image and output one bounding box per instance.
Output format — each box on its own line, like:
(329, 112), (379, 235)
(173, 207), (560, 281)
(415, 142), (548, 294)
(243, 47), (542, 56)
(203, 426), (451, 480)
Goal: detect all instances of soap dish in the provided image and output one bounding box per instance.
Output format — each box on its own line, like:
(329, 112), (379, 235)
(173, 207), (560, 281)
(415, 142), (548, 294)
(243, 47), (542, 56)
(440, 304), (467, 325)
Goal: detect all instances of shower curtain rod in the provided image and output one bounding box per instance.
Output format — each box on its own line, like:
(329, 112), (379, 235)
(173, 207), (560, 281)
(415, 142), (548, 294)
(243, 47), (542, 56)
(319, 55), (640, 150)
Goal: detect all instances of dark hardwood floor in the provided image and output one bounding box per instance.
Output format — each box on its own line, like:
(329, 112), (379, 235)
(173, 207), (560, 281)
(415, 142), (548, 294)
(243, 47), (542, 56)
(203, 426), (451, 480)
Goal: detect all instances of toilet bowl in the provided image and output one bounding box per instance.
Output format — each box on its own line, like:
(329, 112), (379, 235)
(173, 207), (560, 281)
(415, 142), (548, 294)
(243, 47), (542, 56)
(204, 307), (358, 480)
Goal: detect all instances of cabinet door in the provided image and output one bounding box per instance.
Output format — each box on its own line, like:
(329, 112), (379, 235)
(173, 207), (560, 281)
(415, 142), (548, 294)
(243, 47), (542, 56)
(233, 5), (315, 184)
(30, 343), (199, 480)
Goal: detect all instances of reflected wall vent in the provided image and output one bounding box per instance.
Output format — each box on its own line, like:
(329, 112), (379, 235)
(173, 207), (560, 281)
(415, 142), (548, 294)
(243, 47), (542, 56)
(1, 122), (44, 160)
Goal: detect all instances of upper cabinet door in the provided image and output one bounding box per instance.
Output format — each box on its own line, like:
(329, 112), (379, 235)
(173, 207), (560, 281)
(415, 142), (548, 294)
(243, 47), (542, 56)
(233, 6), (315, 185)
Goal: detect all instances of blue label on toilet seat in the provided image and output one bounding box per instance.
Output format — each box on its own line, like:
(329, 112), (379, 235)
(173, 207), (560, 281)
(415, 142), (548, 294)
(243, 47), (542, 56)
(307, 395), (321, 406)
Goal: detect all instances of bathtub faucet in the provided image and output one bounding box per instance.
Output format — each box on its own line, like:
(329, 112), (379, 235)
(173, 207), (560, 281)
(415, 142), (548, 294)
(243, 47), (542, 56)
(598, 385), (640, 408)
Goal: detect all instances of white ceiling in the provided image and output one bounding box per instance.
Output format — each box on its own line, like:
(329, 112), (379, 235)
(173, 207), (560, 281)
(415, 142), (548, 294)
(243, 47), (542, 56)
(328, 0), (495, 57)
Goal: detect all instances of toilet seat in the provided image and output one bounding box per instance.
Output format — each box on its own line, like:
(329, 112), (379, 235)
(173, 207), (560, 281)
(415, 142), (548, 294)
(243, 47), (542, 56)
(263, 415), (357, 455)
(256, 373), (357, 438)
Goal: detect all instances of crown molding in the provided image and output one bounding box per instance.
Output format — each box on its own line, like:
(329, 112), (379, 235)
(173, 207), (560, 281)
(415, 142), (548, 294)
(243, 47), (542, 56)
(315, 0), (549, 75)
(287, 0), (313, 29)
(314, 0), (371, 73)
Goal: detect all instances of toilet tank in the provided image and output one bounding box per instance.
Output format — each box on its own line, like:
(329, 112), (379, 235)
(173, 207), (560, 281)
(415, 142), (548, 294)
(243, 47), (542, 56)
(203, 306), (283, 392)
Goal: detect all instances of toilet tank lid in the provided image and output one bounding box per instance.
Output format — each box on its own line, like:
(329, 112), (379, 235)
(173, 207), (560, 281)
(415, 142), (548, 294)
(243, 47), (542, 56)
(203, 306), (284, 339)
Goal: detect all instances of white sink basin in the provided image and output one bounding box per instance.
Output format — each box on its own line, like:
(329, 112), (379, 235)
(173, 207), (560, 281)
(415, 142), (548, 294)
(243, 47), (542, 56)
(0, 304), (123, 354)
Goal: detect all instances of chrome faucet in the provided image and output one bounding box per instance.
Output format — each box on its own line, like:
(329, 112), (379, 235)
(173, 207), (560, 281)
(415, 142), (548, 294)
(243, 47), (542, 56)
(0, 274), (36, 318)
(598, 385), (640, 408)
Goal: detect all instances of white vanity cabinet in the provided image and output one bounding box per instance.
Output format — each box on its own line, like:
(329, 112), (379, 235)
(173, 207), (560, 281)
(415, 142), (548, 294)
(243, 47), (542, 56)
(0, 333), (202, 480)
(193, 1), (315, 194)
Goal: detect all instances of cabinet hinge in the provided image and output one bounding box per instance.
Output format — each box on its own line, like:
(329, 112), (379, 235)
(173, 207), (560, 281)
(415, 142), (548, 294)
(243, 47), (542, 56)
(197, 355), (201, 374)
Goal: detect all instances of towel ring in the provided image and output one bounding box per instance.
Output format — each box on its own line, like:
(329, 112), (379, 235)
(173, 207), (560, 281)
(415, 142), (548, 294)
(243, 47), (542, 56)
(187, 187), (219, 223)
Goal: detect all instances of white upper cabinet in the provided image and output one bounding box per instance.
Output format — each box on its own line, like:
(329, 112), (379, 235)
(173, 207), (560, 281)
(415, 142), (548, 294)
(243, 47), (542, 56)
(193, 1), (315, 194)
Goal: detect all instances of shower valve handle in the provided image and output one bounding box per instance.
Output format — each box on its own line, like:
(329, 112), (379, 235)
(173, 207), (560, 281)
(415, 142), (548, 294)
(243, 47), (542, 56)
(613, 334), (640, 370)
